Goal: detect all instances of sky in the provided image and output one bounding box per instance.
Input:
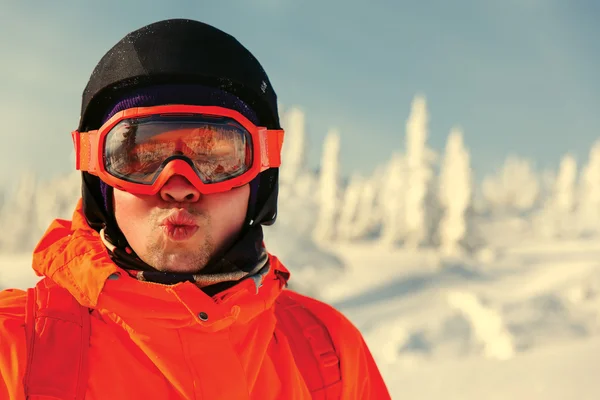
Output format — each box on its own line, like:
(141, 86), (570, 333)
(0, 0), (599, 187)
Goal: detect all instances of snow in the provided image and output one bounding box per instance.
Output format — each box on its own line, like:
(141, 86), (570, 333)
(404, 95), (436, 248)
(315, 237), (600, 399)
(379, 153), (406, 245)
(576, 140), (600, 235)
(555, 154), (578, 213)
(313, 128), (341, 242)
(481, 155), (541, 214)
(336, 173), (364, 241)
(279, 106), (307, 187)
(447, 290), (515, 361)
(388, 336), (600, 400)
(438, 128), (472, 256)
(534, 154), (579, 238)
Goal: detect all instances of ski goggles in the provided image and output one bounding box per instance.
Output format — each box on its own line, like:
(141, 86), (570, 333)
(72, 105), (284, 195)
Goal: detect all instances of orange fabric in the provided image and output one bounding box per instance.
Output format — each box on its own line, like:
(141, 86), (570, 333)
(0, 199), (391, 399)
(274, 291), (342, 399)
(24, 279), (91, 400)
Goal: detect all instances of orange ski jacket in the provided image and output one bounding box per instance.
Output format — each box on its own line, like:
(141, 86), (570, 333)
(0, 201), (391, 399)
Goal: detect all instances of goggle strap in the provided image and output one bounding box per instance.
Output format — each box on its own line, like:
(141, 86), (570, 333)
(259, 129), (284, 170)
(72, 130), (99, 173)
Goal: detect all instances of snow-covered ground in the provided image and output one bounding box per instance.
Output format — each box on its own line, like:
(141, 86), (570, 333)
(3, 230), (600, 399)
(317, 238), (600, 399)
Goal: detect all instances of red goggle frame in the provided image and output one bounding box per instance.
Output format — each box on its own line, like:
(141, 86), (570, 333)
(72, 105), (284, 195)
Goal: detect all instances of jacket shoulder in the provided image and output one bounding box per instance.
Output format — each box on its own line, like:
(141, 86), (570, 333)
(0, 288), (28, 400)
(279, 289), (391, 399)
(280, 289), (361, 340)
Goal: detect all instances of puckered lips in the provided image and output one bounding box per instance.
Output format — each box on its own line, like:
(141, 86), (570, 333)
(160, 210), (200, 241)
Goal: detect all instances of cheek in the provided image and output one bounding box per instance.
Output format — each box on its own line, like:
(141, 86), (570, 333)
(113, 190), (153, 235)
(206, 186), (250, 229)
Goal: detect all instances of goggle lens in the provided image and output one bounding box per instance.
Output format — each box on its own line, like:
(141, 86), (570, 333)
(104, 114), (252, 185)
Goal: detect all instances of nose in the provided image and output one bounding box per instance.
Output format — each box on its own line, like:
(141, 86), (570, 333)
(159, 175), (201, 203)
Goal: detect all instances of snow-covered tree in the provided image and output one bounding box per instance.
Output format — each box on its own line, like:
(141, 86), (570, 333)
(576, 140), (600, 235)
(481, 155), (540, 216)
(379, 153), (407, 245)
(279, 107), (308, 190)
(313, 129), (341, 243)
(404, 95), (436, 248)
(438, 128), (473, 255)
(351, 166), (383, 240)
(554, 154), (577, 214)
(534, 153), (578, 238)
(539, 168), (557, 204)
(337, 173), (364, 241)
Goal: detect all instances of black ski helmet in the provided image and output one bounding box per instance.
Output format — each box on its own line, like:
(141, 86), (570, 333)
(78, 19), (281, 240)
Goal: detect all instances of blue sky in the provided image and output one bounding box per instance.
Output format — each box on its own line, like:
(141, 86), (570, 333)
(1, 0), (598, 186)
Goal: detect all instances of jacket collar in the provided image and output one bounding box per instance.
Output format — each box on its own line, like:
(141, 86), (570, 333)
(32, 199), (290, 330)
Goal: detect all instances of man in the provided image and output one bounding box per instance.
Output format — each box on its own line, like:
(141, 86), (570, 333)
(0, 19), (390, 399)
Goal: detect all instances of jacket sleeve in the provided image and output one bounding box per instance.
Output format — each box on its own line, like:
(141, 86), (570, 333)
(0, 288), (28, 400)
(292, 292), (392, 400)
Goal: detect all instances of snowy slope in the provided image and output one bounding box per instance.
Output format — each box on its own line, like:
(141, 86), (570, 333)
(388, 336), (600, 400)
(317, 237), (600, 399)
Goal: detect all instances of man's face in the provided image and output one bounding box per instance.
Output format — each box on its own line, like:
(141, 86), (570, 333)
(113, 175), (250, 273)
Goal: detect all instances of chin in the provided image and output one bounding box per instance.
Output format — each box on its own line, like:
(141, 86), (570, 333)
(158, 252), (210, 273)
